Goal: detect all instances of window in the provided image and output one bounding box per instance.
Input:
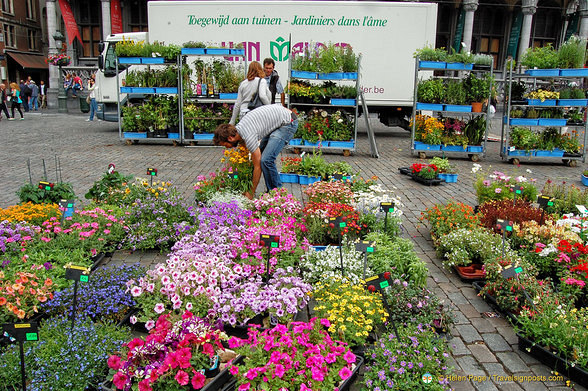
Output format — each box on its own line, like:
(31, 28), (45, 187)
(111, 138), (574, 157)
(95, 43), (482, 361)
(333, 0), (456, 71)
(435, 4), (454, 50)
(532, 1), (561, 48)
(472, 1), (506, 68)
(1, 0), (13, 14)
(76, 1), (101, 57)
(129, 0), (148, 32)
(4, 24), (15, 48)
(103, 41), (127, 76)
(26, 0), (36, 20)
(28, 30), (38, 51)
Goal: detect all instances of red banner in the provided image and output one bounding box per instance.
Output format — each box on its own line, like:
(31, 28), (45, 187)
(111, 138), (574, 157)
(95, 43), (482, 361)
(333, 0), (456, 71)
(58, 0), (82, 45)
(111, 0), (123, 34)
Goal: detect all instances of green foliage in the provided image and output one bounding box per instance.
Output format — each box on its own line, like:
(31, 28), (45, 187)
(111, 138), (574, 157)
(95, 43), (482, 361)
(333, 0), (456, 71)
(183, 41), (206, 48)
(463, 115), (486, 145)
(365, 231), (428, 287)
(510, 126), (540, 151)
(542, 180), (588, 215)
(17, 181), (76, 204)
(85, 170), (134, 202)
(417, 78), (445, 103)
(445, 79), (467, 105)
(557, 35), (587, 69)
(413, 45), (448, 61)
(465, 73), (491, 103)
(520, 45), (559, 69)
(472, 54), (493, 66)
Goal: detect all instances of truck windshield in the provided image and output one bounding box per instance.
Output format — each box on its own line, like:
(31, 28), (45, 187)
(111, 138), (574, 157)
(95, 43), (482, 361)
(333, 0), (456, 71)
(103, 42), (126, 76)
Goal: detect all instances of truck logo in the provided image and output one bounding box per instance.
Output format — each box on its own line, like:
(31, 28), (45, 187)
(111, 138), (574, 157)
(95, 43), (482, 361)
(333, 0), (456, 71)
(269, 37), (290, 62)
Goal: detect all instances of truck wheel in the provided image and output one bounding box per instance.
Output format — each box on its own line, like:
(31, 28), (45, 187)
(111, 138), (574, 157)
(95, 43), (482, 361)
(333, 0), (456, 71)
(190, 141), (197, 146)
(343, 150), (351, 157)
(567, 159), (578, 167)
(125, 140), (133, 146)
(512, 158), (520, 165)
(470, 154), (480, 162)
(172, 140), (178, 147)
(418, 152), (427, 159)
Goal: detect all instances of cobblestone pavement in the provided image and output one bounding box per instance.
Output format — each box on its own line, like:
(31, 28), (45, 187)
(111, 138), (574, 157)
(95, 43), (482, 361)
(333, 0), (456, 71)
(1, 109), (587, 390)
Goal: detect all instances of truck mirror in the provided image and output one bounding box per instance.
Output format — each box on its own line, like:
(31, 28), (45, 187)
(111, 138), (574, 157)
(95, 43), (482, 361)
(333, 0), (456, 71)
(98, 42), (105, 53)
(98, 55), (104, 69)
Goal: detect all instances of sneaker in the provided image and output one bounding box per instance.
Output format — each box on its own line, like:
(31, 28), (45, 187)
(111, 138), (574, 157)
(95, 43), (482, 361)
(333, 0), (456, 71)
(85, 119), (91, 122)
(8, 118), (15, 121)
(20, 118), (24, 120)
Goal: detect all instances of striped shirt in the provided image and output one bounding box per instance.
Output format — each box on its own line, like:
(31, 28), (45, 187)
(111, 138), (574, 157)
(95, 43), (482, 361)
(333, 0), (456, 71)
(236, 104), (292, 153)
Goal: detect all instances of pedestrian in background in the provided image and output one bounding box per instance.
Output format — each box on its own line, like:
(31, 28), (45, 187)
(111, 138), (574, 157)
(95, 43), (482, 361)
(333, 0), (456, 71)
(263, 58), (285, 105)
(8, 82), (24, 120)
(229, 61), (271, 125)
(20, 80), (30, 112)
(30, 81), (39, 111)
(86, 75), (99, 121)
(72, 73), (83, 97)
(0, 84), (11, 120)
(39, 80), (47, 109)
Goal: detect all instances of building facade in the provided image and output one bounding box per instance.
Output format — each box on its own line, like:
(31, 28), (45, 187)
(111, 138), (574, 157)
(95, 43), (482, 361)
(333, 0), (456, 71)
(11, 0), (588, 108)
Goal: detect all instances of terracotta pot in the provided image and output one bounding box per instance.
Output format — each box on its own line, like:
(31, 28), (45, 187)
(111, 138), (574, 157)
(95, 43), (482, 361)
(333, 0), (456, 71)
(454, 263), (486, 280)
(471, 102), (483, 112)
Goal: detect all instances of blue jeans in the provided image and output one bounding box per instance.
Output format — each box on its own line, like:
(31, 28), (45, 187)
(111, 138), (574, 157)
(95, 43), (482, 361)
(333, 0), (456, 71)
(30, 97), (38, 110)
(89, 98), (97, 120)
(259, 119), (297, 191)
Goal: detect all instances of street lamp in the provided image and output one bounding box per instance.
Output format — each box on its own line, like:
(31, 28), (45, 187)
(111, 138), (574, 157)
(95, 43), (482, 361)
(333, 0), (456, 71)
(53, 31), (68, 113)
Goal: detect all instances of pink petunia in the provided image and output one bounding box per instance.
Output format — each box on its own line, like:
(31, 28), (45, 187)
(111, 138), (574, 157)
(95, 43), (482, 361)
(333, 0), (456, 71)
(191, 371), (206, 389)
(138, 379), (152, 391)
(175, 370), (189, 386)
(107, 355), (121, 370)
(339, 366), (352, 380)
(112, 372), (128, 389)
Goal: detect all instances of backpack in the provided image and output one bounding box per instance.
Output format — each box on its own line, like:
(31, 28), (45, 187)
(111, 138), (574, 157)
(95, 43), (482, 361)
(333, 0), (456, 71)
(22, 84), (32, 96)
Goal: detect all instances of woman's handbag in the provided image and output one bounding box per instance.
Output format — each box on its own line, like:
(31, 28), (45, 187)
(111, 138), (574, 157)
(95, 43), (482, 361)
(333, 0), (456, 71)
(86, 95), (91, 104)
(247, 79), (264, 110)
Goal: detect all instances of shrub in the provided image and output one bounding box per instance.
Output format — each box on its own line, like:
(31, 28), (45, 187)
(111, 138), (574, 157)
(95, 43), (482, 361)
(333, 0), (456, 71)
(421, 201), (480, 238)
(478, 199), (550, 232)
(438, 227), (505, 268)
(541, 180), (588, 215)
(17, 181), (76, 205)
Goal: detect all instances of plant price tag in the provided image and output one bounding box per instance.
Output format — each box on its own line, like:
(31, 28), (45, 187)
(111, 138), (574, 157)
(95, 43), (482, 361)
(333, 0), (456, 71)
(536, 195), (554, 210)
(227, 169), (238, 180)
(509, 185), (524, 195)
(495, 219), (513, 233)
(2, 322), (39, 342)
(38, 181), (53, 191)
(329, 216), (346, 229)
(65, 265), (90, 282)
(355, 240), (375, 253)
(362, 272), (393, 293)
(147, 168), (158, 176)
(380, 202), (395, 213)
(59, 199), (75, 218)
(259, 234), (280, 248)
(576, 205), (588, 217)
(501, 265), (523, 279)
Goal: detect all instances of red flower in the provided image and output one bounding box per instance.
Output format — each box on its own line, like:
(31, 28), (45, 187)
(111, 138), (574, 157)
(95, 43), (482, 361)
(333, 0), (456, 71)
(107, 355), (121, 370)
(112, 372), (128, 390)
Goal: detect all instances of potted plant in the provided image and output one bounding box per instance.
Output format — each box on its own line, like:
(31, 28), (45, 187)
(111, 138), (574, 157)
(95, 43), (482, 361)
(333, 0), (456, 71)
(413, 45), (448, 69)
(582, 170), (588, 187)
(520, 45), (559, 73)
(410, 163), (440, 185)
(227, 317), (361, 391)
(444, 79), (470, 111)
(464, 73), (490, 112)
(416, 78), (445, 110)
(472, 53), (493, 70)
(557, 35), (588, 73)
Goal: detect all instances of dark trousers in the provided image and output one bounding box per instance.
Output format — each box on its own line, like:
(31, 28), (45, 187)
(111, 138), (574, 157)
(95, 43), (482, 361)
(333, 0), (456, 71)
(22, 96), (30, 112)
(0, 103), (9, 119)
(11, 101), (23, 118)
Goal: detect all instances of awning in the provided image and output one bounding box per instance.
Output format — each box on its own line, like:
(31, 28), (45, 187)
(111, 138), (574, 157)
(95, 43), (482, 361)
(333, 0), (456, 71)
(6, 52), (48, 69)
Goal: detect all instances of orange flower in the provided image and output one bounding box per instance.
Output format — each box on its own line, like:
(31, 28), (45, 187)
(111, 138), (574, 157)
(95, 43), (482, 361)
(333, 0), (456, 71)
(37, 295), (47, 303)
(0, 297), (6, 305)
(16, 309), (25, 319)
(44, 278), (53, 287)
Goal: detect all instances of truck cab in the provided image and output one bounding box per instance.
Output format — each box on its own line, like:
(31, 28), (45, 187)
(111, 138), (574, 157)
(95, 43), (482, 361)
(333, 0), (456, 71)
(95, 32), (148, 121)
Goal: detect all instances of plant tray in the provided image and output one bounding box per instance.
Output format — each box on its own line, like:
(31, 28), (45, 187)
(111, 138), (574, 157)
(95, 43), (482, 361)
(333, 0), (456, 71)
(418, 61), (446, 69)
(279, 173), (298, 184)
(141, 57), (165, 64)
(507, 149), (533, 157)
(509, 118), (539, 126)
(206, 48), (230, 55)
(467, 145), (484, 153)
(181, 48), (206, 55)
(192, 133), (214, 140)
(219, 93), (238, 99)
(414, 143), (441, 151)
(298, 175), (321, 185)
(558, 99), (588, 106)
(118, 57), (142, 64)
(444, 104), (472, 112)
(131, 87), (156, 94)
(443, 173), (458, 183)
(328, 140), (354, 148)
(559, 68), (588, 77)
(537, 118), (566, 126)
(398, 167), (412, 176)
(445, 62), (474, 70)
(229, 49), (245, 55)
(518, 334), (588, 388)
(343, 72), (358, 79)
(312, 245), (328, 251)
(582, 175), (588, 187)
(416, 102), (443, 111)
(155, 87), (178, 94)
(168, 133), (180, 140)
(441, 145), (467, 152)
(303, 140), (322, 147)
(330, 98), (356, 106)
(525, 69), (560, 77)
(454, 264), (486, 281)
(123, 132), (147, 139)
(120, 87), (133, 93)
(526, 99), (557, 106)
(288, 138), (302, 146)
(318, 72), (345, 80)
(411, 175), (443, 186)
(291, 70), (317, 79)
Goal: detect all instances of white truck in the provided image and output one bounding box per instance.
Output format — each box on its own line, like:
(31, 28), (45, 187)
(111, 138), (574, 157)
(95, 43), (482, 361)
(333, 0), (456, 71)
(95, 0), (437, 128)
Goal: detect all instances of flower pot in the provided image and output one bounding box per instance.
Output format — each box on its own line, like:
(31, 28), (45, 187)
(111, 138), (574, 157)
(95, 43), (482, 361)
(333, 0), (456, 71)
(454, 264), (486, 281)
(444, 173), (458, 183)
(582, 175), (588, 187)
(471, 102), (483, 112)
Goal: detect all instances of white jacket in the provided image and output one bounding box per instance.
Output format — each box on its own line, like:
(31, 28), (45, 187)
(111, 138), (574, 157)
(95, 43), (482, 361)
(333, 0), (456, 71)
(229, 77), (271, 125)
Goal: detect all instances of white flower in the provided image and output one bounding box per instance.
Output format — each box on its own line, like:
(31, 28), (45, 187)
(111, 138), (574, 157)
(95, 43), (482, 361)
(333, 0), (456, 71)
(526, 169), (532, 174)
(471, 163), (481, 173)
(515, 176), (527, 183)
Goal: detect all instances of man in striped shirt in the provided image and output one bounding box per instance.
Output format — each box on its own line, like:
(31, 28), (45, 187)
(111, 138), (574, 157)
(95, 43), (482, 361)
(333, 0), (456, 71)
(214, 104), (298, 199)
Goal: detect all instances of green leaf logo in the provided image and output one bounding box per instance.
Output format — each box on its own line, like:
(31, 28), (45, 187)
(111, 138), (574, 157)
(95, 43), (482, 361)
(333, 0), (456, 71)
(269, 37), (290, 62)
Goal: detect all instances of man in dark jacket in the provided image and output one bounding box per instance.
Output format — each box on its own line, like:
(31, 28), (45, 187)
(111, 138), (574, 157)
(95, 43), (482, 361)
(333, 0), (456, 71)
(263, 58), (285, 106)
(20, 80), (32, 112)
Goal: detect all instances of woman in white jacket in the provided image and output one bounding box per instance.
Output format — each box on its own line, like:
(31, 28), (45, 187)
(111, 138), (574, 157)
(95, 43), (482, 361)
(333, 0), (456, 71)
(229, 61), (271, 125)
(86, 75), (99, 121)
